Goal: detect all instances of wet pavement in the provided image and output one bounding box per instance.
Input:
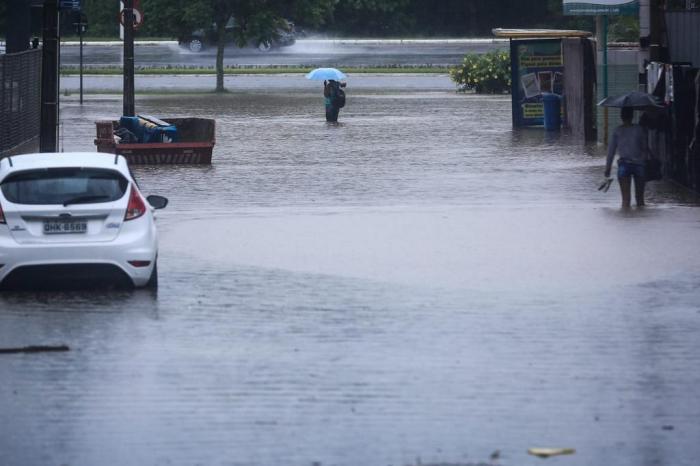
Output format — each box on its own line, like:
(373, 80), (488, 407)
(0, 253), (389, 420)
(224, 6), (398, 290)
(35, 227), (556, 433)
(2, 76), (700, 466)
(59, 39), (508, 68)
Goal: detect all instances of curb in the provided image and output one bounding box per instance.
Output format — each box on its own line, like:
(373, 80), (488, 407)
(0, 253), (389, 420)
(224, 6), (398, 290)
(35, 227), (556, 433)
(61, 40), (179, 46)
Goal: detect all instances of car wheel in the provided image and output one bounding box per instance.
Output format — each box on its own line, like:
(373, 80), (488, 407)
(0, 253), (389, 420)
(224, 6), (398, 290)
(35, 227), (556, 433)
(257, 41), (272, 52)
(146, 261), (158, 289)
(188, 38), (204, 53)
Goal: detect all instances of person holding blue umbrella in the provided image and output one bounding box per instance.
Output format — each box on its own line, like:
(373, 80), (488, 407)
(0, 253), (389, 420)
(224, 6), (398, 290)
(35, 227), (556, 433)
(306, 68), (347, 123)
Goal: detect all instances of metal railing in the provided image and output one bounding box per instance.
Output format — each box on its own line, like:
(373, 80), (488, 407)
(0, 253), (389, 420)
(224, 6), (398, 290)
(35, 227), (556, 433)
(0, 49), (42, 158)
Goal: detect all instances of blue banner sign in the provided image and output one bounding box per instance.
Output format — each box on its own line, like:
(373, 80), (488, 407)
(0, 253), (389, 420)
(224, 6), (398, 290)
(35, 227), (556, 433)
(563, 0), (639, 15)
(59, 0), (81, 11)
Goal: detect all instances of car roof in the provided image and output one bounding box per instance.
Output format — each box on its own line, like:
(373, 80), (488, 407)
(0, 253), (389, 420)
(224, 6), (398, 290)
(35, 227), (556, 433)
(0, 152), (130, 180)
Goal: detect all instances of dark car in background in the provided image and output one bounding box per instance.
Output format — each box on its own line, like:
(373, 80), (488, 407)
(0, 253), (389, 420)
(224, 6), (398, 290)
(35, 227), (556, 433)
(178, 17), (297, 53)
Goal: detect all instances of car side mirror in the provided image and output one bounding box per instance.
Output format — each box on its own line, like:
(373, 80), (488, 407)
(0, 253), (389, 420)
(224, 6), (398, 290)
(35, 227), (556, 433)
(147, 195), (168, 210)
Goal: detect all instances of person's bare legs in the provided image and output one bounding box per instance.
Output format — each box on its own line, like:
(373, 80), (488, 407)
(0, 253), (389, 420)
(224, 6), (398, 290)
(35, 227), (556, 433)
(618, 176), (632, 208)
(634, 175), (646, 206)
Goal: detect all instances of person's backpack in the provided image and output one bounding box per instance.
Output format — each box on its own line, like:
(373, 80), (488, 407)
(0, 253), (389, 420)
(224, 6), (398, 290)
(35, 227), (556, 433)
(333, 87), (346, 108)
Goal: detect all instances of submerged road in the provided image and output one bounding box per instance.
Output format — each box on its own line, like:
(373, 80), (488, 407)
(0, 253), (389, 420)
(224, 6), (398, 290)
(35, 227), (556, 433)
(59, 73), (456, 93)
(1, 76), (700, 466)
(60, 38), (508, 68)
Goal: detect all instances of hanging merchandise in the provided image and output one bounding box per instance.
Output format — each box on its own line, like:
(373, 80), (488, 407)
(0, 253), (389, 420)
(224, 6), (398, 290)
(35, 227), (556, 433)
(665, 64), (675, 105)
(646, 62), (663, 94)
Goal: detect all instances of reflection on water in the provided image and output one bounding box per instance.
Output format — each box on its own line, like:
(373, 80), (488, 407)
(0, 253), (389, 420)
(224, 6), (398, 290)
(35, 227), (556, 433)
(1, 80), (700, 466)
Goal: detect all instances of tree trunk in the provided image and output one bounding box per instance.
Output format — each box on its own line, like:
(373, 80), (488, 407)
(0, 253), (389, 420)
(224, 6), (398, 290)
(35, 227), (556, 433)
(215, 19), (226, 92)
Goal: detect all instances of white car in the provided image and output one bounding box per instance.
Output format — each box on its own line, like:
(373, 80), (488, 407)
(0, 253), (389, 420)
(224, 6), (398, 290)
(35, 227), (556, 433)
(0, 152), (168, 290)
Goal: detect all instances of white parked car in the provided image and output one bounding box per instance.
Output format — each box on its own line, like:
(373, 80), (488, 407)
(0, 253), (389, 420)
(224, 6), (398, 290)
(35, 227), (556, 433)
(0, 152), (168, 290)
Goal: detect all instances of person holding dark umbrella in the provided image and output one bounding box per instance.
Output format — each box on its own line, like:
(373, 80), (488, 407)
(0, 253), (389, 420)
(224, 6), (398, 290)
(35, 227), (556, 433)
(604, 106), (651, 208)
(599, 91), (663, 208)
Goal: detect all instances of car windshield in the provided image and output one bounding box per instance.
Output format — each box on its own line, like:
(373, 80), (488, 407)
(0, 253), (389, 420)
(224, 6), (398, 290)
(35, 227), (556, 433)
(1, 167), (128, 205)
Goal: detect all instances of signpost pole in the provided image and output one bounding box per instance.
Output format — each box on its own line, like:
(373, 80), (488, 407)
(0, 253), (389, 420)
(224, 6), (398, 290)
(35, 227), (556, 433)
(603, 15), (609, 145)
(79, 20), (84, 104)
(40, 0), (60, 153)
(123, 0), (135, 117)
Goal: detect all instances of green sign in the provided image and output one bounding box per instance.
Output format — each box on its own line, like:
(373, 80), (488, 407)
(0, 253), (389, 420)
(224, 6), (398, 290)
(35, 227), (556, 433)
(563, 0), (639, 15)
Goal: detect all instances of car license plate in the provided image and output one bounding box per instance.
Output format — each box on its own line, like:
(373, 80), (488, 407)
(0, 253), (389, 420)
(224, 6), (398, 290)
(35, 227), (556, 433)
(43, 219), (88, 234)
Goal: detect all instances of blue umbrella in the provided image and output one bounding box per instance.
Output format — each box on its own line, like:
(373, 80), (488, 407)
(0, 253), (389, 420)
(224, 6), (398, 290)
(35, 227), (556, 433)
(306, 67), (346, 81)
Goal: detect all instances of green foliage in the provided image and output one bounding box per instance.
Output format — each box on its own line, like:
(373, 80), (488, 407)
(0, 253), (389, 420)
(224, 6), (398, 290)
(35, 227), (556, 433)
(193, 0), (335, 91)
(330, 0), (413, 35)
(450, 50), (511, 94)
(140, 0), (213, 39)
(608, 16), (640, 42)
(66, 0), (598, 39)
(81, 0), (120, 37)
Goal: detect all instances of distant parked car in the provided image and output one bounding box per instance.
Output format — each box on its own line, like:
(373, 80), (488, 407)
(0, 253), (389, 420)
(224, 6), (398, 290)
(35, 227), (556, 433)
(0, 152), (168, 290)
(179, 17), (297, 53)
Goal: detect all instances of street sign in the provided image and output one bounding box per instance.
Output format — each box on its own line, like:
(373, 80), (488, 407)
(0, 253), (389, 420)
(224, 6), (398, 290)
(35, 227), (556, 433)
(119, 8), (144, 29)
(74, 21), (88, 35)
(58, 0), (81, 11)
(563, 0), (639, 15)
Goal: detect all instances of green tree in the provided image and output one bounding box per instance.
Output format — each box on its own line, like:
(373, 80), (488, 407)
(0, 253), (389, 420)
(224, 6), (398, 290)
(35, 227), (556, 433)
(608, 16), (640, 42)
(141, 0), (334, 92)
(210, 0), (334, 91)
(82, 0), (120, 37)
(331, 0), (412, 35)
(140, 0), (213, 40)
(70, 0), (597, 40)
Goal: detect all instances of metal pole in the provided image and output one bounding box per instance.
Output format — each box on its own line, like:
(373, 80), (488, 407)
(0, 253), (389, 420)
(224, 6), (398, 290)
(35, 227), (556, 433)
(40, 0), (60, 153)
(79, 21), (84, 105)
(649, 0), (662, 62)
(123, 0), (135, 116)
(603, 15), (609, 145)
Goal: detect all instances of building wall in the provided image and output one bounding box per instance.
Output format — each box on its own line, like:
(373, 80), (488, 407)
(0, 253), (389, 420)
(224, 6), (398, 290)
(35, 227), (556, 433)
(665, 11), (700, 67)
(563, 38), (596, 142)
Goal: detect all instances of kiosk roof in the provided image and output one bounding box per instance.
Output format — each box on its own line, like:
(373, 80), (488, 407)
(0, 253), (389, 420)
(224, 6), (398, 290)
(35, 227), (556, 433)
(492, 28), (593, 39)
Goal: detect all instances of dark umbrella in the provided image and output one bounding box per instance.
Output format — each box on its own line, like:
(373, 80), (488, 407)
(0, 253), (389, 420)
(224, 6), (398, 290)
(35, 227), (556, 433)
(598, 91), (664, 109)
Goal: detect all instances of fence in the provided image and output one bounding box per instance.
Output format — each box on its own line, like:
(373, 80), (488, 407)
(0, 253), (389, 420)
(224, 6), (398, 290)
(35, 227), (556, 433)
(0, 49), (42, 158)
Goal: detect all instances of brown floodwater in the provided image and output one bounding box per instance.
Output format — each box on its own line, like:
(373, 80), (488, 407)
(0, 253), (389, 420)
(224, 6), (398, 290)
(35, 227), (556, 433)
(1, 75), (699, 466)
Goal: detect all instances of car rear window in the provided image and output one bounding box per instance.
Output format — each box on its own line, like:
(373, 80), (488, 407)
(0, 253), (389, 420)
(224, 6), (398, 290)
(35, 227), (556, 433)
(1, 167), (128, 205)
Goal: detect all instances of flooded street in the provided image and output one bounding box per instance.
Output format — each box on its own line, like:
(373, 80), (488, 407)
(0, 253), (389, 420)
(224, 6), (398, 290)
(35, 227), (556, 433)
(2, 75), (700, 466)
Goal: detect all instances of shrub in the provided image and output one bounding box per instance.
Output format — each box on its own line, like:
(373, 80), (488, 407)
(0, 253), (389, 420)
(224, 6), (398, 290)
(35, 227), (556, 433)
(450, 51), (512, 94)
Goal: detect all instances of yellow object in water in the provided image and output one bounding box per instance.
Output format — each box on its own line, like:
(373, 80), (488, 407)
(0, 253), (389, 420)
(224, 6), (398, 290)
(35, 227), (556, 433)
(528, 448), (576, 458)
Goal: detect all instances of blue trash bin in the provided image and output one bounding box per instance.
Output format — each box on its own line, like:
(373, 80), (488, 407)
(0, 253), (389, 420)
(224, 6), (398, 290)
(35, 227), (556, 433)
(542, 93), (561, 131)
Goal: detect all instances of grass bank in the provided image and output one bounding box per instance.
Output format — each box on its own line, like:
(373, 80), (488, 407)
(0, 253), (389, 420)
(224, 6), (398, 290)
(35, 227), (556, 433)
(60, 65), (452, 76)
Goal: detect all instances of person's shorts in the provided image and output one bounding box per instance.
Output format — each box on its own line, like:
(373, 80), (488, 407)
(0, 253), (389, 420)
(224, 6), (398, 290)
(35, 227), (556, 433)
(617, 160), (645, 179)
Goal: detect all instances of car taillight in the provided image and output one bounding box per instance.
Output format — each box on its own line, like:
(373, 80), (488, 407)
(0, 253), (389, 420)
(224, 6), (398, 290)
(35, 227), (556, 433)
(128, 260), (151, 267)
(0, 201), (5, 224)
(124, 185), (146, 221)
